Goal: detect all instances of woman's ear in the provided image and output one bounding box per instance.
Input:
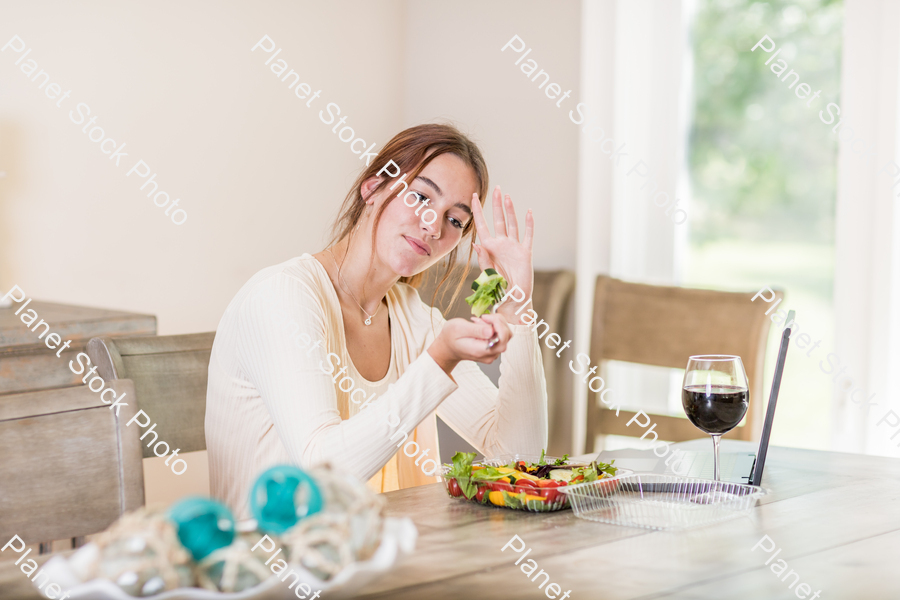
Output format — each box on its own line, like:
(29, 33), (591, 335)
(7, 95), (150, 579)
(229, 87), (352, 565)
(360, 176), (383, 203)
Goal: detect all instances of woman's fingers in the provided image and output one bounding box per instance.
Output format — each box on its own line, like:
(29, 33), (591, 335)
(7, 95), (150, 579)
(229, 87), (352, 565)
(523, 209), (534, 251)
(470, 192), (492, 242)
(472, 244), (495, 271)
(479, 313), (513, 347)
(445, 317), (511, 363)
(454, 317), (494, 340)
(504, 194), (519, 242)
(456, 335), (508, 357)
(492, 185), (507, 237)
(472, 186), (524, 244)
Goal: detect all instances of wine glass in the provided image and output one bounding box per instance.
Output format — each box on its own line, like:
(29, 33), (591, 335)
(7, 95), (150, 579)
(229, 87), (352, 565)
(682, 355), (749, 500)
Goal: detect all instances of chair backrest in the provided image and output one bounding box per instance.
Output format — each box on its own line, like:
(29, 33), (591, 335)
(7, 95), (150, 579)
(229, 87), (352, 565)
(586, 275), (783, 450)
(87, 333), (214, 457)
(417, 264), (576, 451)
(0, 380), (144, 544)
(526, 270), (576, 453)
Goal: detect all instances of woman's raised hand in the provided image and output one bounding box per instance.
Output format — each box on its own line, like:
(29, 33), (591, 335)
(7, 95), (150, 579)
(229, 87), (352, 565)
(470, 186), (535, 321)
(426, 187), (533, 375)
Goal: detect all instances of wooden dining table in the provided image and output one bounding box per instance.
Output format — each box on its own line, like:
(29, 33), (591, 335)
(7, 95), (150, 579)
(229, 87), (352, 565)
(2, 439), (898, 599)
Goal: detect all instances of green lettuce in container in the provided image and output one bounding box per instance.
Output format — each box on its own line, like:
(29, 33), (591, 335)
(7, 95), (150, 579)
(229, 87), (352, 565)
(465, 269), (508, 316)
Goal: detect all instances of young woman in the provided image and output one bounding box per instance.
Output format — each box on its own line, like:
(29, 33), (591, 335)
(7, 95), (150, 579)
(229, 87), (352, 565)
(205, 124), (548, 518)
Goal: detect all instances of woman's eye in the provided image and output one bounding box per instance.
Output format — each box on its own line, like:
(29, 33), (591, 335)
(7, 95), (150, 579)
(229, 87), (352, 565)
(408, 191), (463, 229)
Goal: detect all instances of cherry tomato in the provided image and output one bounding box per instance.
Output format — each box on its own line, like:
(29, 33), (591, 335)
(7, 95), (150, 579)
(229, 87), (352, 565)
(492, 482), (514, 493)
(516, 479), (538, 488)
(476, 486), (487, 503)
(537, 479), (564, 488)
(542, 488), (561, 503)
(537, 481), (567, 504)
(448, 478), (462, 497)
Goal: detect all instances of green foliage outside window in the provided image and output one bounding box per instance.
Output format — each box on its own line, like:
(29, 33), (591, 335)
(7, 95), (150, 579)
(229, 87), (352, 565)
(689, 0), (843, 244)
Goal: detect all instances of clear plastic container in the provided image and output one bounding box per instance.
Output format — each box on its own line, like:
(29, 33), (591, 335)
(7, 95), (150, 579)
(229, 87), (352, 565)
(440, 454), (621, 513)
(562, 474), (767, 530)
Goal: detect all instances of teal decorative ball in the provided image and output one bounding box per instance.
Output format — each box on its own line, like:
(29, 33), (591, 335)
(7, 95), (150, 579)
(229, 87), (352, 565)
(167, 497), (236, 561)
(250, 465), (323, 534)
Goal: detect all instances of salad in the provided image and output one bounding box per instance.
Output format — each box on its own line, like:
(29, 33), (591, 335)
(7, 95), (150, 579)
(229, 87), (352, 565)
(441, 451), (618, 512)
(465, 268), (508, 316)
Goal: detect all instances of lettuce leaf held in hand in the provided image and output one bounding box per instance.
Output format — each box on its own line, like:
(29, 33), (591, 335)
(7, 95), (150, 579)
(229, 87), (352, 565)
(465, 268), (508, 317)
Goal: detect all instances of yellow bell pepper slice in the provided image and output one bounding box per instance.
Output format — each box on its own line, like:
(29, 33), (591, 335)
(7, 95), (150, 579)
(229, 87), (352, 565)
(522, 494), (546, 502)
(488, 491), (506, 506)
(495, 466), (542, 481)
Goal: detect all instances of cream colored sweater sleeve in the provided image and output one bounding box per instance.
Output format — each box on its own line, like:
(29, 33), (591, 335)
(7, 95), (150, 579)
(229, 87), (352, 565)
(436, 320), (549, 459)
(235, 272), (459, 483)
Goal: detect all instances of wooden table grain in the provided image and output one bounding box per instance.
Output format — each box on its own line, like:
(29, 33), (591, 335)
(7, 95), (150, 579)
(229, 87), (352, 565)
(2, 440), (898, 599)
(358, 440), (900, 600)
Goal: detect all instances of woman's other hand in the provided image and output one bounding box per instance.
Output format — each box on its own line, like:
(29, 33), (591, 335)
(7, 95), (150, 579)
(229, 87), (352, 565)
(470, 186), (534, 322)
(427, 312), (513, 375)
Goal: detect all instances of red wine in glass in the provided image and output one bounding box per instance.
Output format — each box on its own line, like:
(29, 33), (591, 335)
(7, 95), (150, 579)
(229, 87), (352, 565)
(682, 385), (749, 435)
(682, 356), (749, 498)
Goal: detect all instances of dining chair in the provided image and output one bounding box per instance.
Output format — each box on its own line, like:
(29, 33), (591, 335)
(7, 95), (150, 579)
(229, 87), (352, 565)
(0, 380), (144, 546)
(86, 333), (214, 457)
(585, 275), (783, 452)
(417, 263), (577, 455)
(526, 270), (577, 454)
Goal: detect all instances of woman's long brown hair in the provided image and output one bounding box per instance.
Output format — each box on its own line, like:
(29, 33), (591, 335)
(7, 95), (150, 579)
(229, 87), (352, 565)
(327, 123), (489, 312)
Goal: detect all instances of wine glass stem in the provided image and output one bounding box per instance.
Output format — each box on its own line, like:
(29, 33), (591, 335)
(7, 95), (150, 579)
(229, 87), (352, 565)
(711, 434), (722, 482)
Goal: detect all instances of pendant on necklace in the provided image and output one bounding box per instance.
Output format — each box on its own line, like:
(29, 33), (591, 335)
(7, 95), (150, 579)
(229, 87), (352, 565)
(365, 316), (372, 325)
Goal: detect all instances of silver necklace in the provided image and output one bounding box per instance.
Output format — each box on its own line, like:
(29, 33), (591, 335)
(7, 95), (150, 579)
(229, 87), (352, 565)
(326, 247), (380, 325)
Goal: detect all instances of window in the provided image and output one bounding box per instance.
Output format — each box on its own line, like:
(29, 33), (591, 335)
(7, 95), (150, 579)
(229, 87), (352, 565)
(683, 0), (844, 450)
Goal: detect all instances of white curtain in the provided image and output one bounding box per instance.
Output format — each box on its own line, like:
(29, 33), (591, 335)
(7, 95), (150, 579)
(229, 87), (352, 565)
(573, 0), (692, 452)
(833, 0), (900, 456)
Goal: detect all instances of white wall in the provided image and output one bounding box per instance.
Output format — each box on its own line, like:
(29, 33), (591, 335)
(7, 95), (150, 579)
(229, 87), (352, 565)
(0, 0), (406, 335)
(402, 0), (581, 270)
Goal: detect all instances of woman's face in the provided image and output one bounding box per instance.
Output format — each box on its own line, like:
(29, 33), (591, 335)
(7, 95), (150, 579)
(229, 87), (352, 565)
(366, 153), (479, 278)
